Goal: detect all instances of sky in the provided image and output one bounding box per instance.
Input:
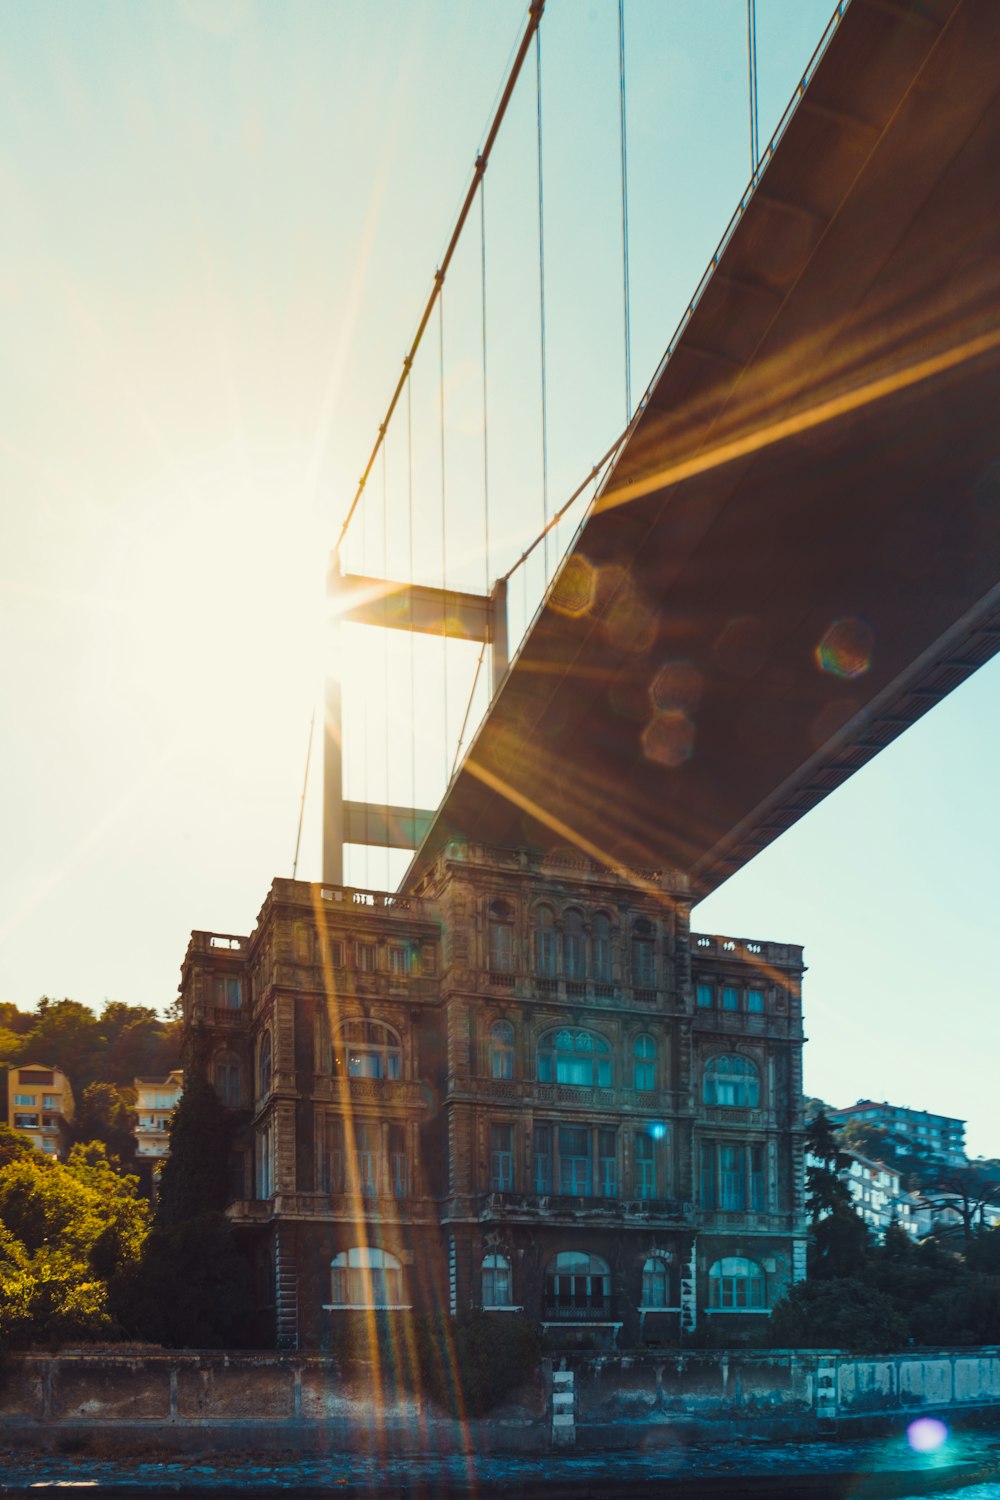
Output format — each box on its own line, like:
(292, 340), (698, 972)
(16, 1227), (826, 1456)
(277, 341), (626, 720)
(1, 0), (997, 1157)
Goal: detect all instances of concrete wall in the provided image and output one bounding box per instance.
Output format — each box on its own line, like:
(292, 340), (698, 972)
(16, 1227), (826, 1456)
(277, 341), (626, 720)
(2, 1348), (1000, 1452)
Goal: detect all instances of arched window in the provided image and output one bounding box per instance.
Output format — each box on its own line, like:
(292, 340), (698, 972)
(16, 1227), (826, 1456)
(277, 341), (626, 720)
(482, 1253), (512, 1308)
(537, 1029), (612, 1087)
(641, 1255), (671, 1308)
(258, 1031), (272, 1098)
(489, 1020), (515, 1080)
(632, 918), (655, 987)
(488, 899), (514, 972)
(633, 1034), (656, 1090)
(708, 1256), (766, 1310)
(703, 1055), (760, 1108)
(334, 1021), (401, 1080)
(592, 912), (613, 983)
(330, 1247), (405, 1307)
(563, 909), (586, 979)
(534, 906), (557, 978)
(544, 1251), (610, 1314)
(214, 1051), (242, 1108)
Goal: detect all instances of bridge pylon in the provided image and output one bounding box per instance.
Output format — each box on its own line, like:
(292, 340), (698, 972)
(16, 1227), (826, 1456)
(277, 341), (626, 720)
(323, 552), (508, 886)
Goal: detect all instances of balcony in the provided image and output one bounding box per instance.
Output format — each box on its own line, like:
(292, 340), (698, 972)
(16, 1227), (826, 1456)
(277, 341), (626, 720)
(480, 1192), (688, 1223)
(542, 1300), (615, 1322)
(213, 1006), (246, 1027)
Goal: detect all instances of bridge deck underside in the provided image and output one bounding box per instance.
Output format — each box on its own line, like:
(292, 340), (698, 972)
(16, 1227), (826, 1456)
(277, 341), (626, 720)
(407, 0), (1000, 896)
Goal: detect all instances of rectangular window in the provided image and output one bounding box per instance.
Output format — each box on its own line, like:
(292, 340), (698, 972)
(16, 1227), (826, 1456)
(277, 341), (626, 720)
(388, 946), (410, 976)
(635, 1131), (656, 1199)
(355, 1122), (379, 1196)
(558, 1126), (591, 1195)
(633, 939), (655, 987)
(388, 1123), (409, 1198)
(696, 983), (714, 1008)
(324, 1118), (345, 1193)
(701, 1140), (764, 1212)
(722, 986), (739, 1010)
(489, 923), (513, 972)
(490, 1124), (514, 1192)
(747, 989), (764, 1013)
(750, 1143), (766, 1211)
(533, 1123), (552, 1194)
(536, 927), (557, 978)
(13, 1113), (38, 1129)
(215, 975), (241, 1008)
(356, 943), (377, 972)
(329, 939), (345, 968)
(719, 1142), (745, 1209)
(13, 1094), (34, 1106)
(42, 1094), (58, 1109)
(598, 1129), (618, 1198)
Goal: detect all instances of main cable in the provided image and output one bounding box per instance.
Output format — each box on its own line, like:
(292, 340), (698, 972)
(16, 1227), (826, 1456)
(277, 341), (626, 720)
(439, 290), (448, 787)
(480, 171), (490, 594)
(334, 0), (545, 560)
(536, 25), (550, 582)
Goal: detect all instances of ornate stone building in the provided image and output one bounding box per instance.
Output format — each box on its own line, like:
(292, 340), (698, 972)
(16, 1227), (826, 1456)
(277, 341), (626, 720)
(179, 842), (806, 1349)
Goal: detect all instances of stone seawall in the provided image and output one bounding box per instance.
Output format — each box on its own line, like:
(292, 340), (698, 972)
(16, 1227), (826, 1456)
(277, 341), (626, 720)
(2, 1348), (999, 1452)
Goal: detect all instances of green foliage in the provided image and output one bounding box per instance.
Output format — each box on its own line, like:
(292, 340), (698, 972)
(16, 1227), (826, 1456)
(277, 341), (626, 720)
(154, 1078), (234, 1225)
(769, 1278), (907, 1353)
(112, 1213), (254, 1349)
(69, 1084), (136, 1165)
(113, 1076), (254, 1348)
(4, 996), (180, 1097)
(805, 1113), (855, 1221)
(0, 1137), (149, 1348)
(911, 1274), (1000, 1346)
(964, 1227), (1000, 1275)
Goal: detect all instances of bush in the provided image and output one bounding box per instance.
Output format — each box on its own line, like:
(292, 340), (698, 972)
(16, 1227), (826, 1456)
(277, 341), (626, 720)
(768, 1278), (907, 1353)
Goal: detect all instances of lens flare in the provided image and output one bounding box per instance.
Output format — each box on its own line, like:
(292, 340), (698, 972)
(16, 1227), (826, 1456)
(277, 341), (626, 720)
(641, 710), (695, 769)
(650, 660), (703, 715)
(907, 1417), (948, 1453)
(815, 617), (874, 679)
(550, 552), (597, 617)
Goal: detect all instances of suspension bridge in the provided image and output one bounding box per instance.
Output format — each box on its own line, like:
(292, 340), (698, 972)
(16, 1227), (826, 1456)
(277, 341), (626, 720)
(317, 0), (1000, 898)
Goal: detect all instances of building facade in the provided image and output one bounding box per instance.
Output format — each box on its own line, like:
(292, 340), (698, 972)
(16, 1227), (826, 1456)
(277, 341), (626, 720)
(133, 1069), (184, 1178)
(179, 844), (807, 1350)
(7, 1063), (75, 1156)
(827, 1101), (966, 1167)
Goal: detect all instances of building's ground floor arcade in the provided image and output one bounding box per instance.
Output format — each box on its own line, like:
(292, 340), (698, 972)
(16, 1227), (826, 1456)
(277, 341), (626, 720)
(234, 1213), (805, 1351)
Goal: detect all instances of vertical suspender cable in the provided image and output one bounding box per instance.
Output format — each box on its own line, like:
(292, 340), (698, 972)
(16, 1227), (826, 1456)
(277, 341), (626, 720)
(480, 171), (490, 594)
(382, 439), (390, 890)
(536, 27), (550, 582)
(618, 0), (632, 422)
(291, 708), (315, 880)
(407, 375), (416, 828)
(747, 0), (760, 180)
(439, 290), (448, 785)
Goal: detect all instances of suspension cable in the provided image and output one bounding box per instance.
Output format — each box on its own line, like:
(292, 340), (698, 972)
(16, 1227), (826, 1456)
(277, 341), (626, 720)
(480, 172), (490, 594)
(407, 374), (416, 822)
(618, 0), (632, 421)
(747, 0), (760, 179)
(450, 640), (487, 781)
(291, 707), (315, 880)
(382, 437), (390, 888)
(501, 428), (629, 585)
(334, 0), (546, 559)
(439, 290), (448, 785)
(536, 24), (550, 582)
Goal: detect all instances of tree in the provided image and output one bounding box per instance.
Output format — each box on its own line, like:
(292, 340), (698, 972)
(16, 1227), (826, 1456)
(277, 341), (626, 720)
(806, 1113), (871, 1279)
(114, 1076), (254, 1348)
(0, 1135), (149, 1348)
(914, 1161), (1000, 1243)
(769, 1278), (907, 1353)
(69, 1083), (136, 1165)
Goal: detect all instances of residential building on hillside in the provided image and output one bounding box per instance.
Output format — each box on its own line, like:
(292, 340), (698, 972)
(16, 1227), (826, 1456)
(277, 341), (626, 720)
(841, 1151), (915, 1241)
(7, 1063), (75, 1156)
(178, 844), (807, 1350)
(827, 1100), (966, 1166)
(133, 1068), (184, 1166)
